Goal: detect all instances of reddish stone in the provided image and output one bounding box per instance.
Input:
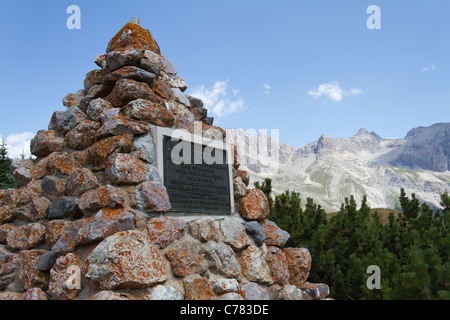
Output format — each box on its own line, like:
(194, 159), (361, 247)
(83, 230), (168, 289)
(259, 219), (290, 247)
(51, 218), (91, 254)
(78, 185), (126, 216)
(103, 66), (155, 85)
(0, 246), (18, 289)
(0, 205), (14, 224)
(14, 196), (50, 222)
(75, 208), (136, 246)
(151, 79), (175, 100)
(49, 253), (81, 300)
(165, 240), (207, 277)
(84, 69), (108, 92)
(17, 249), (49, 290)
(239, 189), (270, 221)
(65, 120), (101, 150)
(137, 181), (171, 213)
(106, 153), (148, 185)
(107, 22), (161, 55)
(0, 292), (22, 300)
(96, 116), (150, 139)
(40, 175), (66, 202)
(30, 130), (64, 158)
(105, 78), (162, 107)
(300, 283), (330, 300)
(15, 180), (41, 206)
(184, 278), (214, 300)
(283, 248), (312, 287)
(230, 143), (241, 169)
(45, 219), (74, 247)
(124, 99), (175, 127)
(236, 169), (250, 186)
(146, 216), (187, 249)
(0, 224), (16, 244)
(11, 204), (32, 222)
(88, 83), (114, 99)
(19, 288), (49, 300)
(87, 135), (133, 170)
(188, 218), (219, 242)
(191, 106), (207, 121)
(62, 90), (86, 109)
(31, 151), (88, 179)
(95, 54), (107, 69)
(0, 189), (7, 205)
(6, 223), (46, 250)
(65, 168), (100, 197)
(265, 246), (290, 285)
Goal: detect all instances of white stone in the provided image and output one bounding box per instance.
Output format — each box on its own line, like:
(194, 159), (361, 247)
(147, 285), (183, 300)
(212, 278), (240, 294)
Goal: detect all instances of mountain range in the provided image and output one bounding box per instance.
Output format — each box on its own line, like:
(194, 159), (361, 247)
(227, 123), (450, 212)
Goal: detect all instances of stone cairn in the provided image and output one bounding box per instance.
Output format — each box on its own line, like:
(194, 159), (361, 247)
(0, 19), (330, 301)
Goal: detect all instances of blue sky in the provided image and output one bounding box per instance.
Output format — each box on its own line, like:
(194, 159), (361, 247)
(0, 0), (449, 157)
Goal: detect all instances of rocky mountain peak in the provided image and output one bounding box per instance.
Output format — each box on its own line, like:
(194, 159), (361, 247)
(354, 128), (369, 136)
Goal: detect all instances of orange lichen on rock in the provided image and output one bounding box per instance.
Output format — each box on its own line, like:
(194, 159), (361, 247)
(184, 278), (214, 300)
(265, 246), (290, 285)
(146, 216), (187, 249)
(87, 135), (133, 170)
(283, 248), (312, 288)
(239, 189), (270, 221)
(83, 230), (168, 290)
(105, 153), (148, 185)
(78, 185), (126, 216)
(107, 22), (161, 55)
(137, 181), (171, 213)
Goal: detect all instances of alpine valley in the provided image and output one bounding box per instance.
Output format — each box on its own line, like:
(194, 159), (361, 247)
(227, 123), (450, 212)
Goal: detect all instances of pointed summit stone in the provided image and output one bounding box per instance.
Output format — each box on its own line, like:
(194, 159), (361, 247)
(129, 17), (140, 25)
(107, 21), (161, 55)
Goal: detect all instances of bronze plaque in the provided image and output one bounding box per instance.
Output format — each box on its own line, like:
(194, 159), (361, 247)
(162, 135), (232, 214)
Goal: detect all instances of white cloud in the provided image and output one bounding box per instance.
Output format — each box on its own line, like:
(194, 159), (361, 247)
(308, 81), (362, 102)
(422, 64), (436, 72)
(189, 80), (245, 118)
(0, 132), (34, 159)
(262, 83), (271, 94)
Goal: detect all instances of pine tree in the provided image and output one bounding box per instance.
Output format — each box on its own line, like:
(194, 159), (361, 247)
(267, 186), (450, 300)
(440, 192), (450, 214)
(0, 140), (16, 189)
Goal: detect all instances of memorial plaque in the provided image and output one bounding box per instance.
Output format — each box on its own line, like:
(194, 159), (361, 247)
(161, 134), (233, 215)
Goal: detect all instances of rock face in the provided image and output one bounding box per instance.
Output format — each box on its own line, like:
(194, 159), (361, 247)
(392, 123), (450, 172)
(229, 123), (450, 212)
(0, 18), (329, 301)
